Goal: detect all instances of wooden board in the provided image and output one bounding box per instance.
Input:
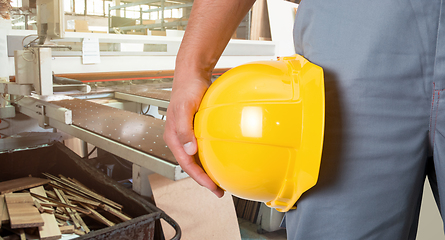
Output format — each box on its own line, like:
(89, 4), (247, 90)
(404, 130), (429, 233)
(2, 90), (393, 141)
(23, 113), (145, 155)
(39, 214), (62, 240)
(250, 0), (271, 41)
(148, 173), (241, 240)
(0, 177), (50, 194)
(1, 195), (9, 223)
(5, 193), (44, 229)
(30, 186), (62, 240)
(0, 194), (6, 226)
(59, 225), (74, 234)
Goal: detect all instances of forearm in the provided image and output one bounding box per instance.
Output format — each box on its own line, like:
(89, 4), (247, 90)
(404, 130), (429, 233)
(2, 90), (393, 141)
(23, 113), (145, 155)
(165, 0), (255, 197)
(175, 0), (256, 81)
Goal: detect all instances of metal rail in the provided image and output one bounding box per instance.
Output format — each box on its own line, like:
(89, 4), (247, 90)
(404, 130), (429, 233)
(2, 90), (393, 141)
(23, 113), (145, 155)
(48, 119), (187, 181)
(114, 92), (169, 108)
(143, 3), (193, 13)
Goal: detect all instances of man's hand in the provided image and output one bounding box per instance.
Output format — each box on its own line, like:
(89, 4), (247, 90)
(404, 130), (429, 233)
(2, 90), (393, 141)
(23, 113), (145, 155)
(164, 77), (224, 197)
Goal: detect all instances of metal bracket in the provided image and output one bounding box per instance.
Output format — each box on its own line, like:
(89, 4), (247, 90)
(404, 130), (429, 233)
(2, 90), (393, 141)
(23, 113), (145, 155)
(0, 82), (33, 96)
(15, 96), (73, 126)
(36, 104), (51, 129)
(0, 105), (16, 119)
(53, 84), (91, 93)
(114, 92), (169, 108)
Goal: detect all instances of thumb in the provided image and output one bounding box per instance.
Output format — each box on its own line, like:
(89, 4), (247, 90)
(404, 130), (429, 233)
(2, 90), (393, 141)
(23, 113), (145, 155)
(183, 141), (197, 156)
(174, 104), (198, 156)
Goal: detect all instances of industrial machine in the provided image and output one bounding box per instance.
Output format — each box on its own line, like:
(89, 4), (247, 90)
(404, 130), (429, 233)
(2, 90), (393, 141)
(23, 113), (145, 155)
(0, 0), (277, 185)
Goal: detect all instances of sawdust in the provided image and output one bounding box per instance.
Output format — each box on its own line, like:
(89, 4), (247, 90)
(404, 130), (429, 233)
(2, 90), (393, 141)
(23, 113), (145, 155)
(0, 0), (12, 20)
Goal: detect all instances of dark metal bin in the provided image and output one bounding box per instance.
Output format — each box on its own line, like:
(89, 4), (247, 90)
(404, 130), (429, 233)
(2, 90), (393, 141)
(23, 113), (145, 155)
(0, 142), (181, 240)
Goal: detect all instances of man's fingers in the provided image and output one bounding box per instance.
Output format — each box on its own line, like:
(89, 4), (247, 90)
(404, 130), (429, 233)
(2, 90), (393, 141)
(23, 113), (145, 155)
(164, 118), (224, 198)
(164, 77), (223, 197)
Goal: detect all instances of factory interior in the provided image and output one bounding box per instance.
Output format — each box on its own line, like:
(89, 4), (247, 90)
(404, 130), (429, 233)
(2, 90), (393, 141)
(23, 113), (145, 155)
(0, 0), (444, 239)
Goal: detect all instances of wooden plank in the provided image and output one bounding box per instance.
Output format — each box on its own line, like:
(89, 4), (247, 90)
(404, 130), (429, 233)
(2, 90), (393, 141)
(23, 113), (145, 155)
(0, 194), (6, 226)
(66, 195), (101, 207)
(53, 185), (90, 233)
(39, 214), (62, 240)
(100, 204), (131, 222)
(42, 207), (55, 214)
(56, 218), (67, 226)
(73, 229), (85, 236)
(55, 208), (64, 215)
(80, 203), (115, 227)
(29, 193), (90, 215)
(19, 229), (25, 240)
(49, 181), (119, 209)
(45, 191), (57, 200)
(4, 193), (44, 229)
(0, 177), (49, 194)
(52, 186), (90, 234)
(30, 186), (62, 240)
(40, 202), (58, 208)
(54, 213), (69, 221)
(43, 173), (122, 210)
(59, 225), (74, 234)
(1, 197), (10, 224)
(74, 213), (90, 233)
(34, 200), (44, 213)
(250, 0), (271, 41)
(53, 188), (81, 229)
(30, 191), (57, 214)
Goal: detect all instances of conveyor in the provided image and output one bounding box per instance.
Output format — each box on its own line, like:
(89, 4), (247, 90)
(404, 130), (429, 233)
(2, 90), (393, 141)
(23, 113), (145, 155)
(53, 99), (172, 159)
(13, 82), (187, 181)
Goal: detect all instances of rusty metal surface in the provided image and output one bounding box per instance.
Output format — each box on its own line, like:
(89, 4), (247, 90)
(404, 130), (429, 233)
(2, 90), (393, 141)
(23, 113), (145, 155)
(51, 98), (177, 164)
(80, 214), (157, 240)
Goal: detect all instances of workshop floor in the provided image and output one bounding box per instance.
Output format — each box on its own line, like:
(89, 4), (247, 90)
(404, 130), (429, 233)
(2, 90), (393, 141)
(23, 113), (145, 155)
(238, 218), (287, 240)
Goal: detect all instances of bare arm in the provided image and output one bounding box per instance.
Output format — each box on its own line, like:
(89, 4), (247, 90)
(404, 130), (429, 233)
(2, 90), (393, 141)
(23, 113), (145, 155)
(164, 0), (256, 197)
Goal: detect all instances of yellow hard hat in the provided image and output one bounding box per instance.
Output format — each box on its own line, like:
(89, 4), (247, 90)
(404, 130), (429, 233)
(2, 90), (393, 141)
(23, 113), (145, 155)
(194, 54), (325, 212)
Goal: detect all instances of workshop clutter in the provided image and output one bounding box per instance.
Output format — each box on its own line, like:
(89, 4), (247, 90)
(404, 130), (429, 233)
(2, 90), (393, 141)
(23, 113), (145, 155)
(195, 54), (325, 212)
(1, 174), (131, 239)
(0, 142), (181, 240)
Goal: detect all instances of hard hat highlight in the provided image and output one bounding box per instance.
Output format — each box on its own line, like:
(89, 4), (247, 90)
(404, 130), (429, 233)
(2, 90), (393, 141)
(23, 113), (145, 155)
(194, 55), (325, 212)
